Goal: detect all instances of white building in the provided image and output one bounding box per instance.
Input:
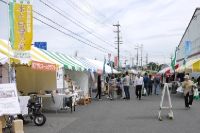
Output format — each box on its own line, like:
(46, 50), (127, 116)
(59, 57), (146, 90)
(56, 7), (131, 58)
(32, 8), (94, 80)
(177, 8), (200, 65)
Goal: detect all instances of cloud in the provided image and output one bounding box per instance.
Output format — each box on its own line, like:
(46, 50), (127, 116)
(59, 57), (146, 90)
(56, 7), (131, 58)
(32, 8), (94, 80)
(1, 0), (200, 64)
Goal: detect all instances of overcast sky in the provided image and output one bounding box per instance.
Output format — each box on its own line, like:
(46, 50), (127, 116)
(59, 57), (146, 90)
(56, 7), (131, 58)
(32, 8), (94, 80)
(1, 0), (200, 65)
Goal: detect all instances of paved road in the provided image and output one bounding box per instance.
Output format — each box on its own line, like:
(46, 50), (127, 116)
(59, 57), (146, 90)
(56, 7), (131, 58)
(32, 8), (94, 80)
(24, 90), (200, 133)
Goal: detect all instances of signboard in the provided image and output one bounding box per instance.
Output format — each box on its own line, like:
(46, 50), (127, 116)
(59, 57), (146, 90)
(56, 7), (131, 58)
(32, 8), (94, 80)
(56, 68), (64, 89)
(13, 50), (31, 59)
(184, 41), (192, 57)
(9, 1), (33, 60)
(0, 83), (21, 116)
(114, 56), (118, 67)
(34, 42), (47, 50)
(13, 3), (33, 51)
(32, 61), (56, 71)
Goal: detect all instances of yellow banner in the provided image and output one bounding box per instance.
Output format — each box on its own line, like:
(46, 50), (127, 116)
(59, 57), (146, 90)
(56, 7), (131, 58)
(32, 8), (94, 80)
(193, 61), (200, 72)
(13, 3), (33, 51)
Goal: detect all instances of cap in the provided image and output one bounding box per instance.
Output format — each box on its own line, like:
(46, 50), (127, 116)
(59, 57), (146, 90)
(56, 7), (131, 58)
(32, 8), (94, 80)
(184, 75), (189, 79)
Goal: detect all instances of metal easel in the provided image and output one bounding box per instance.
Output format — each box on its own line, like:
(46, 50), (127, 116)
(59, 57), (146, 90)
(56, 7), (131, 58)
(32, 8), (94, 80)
(158, 83), (174, 121)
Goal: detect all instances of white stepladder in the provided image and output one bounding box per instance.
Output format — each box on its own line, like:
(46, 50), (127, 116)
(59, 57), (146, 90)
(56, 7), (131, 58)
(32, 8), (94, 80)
(158, 83), (174, 121)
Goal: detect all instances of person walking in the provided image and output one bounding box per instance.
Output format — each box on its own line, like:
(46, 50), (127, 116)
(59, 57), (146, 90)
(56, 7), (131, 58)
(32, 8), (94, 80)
(153, 76), (160, 95)
(95, 74), (102, 100)
(121, 74), (125, 99)
(143, 73), (149, 95)
(147, 75), (153, 95)
(182, 75), (196, 108)
(109, 75), (116, 100)
(134, 73), (144, 100)
(123, 72), (130, 100)
(116, 75), (122, 98)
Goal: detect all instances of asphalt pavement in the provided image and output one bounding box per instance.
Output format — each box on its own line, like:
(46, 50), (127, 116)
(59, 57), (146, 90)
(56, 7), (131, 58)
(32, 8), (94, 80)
(24, 89), (200, 133)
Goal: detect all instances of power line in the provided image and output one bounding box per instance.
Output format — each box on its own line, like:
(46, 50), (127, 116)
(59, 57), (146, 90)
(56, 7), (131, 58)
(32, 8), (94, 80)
(66, 0), (113, 30)
(0, 0), (6, 4)
(64, 0), (100, 22)
(0, 0), (113, 54)
(40, 0), (115, 48)
(81, 0), (107, 19)
(51, 0), (115, 47)
(33, 10), (113, 53)
(34, 17), (108, 53)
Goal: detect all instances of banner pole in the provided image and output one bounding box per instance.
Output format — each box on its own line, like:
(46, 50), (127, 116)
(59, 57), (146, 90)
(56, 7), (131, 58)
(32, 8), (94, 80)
(7, 0), (12, 83)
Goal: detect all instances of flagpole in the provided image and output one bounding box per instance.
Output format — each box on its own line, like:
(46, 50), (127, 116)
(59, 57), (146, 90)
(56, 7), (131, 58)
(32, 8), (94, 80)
(174, 47), (178, 81)
(7, 0), (12, 83)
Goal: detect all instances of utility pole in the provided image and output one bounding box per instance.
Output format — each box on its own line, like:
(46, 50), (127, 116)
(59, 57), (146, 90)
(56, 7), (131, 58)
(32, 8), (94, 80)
(135, 45), (140, 70)
(132, 57), (134, 68)
(140, 44), (143, 68)
(146, 53), (148, 65)
(113, 21), (121, 71)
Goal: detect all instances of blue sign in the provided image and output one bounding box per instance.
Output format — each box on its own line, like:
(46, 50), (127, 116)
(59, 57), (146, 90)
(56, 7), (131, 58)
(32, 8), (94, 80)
(34, 42), (47, 50)
(183, 41), (192, 65)
(184, 41), (191, 57)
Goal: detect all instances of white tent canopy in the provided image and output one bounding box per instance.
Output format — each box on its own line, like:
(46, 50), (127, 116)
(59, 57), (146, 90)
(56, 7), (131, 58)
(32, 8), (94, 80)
(0, 52), (8, 64)
(86, 58), (118, 74)
(128, 69), (138, 74)
(158, 67), (173, 74)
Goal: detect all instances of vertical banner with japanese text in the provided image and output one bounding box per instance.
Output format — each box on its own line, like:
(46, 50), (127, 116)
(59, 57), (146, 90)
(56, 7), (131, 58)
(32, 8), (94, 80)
(9, 0), (33, 59)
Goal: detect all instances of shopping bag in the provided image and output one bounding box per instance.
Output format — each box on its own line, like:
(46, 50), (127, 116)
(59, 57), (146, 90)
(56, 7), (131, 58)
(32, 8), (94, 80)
(176, 86), (183, 93)
(194, 89), (199, 100)
(142, 88), (147, 96)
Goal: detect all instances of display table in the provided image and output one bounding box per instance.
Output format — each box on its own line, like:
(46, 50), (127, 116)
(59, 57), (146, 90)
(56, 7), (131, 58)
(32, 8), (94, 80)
(38, 94), (75, 113)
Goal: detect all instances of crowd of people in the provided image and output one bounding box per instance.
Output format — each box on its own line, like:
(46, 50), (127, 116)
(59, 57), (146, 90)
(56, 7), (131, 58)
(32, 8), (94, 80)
(94, 71), (200, 109)
(95, 72), (162, 101)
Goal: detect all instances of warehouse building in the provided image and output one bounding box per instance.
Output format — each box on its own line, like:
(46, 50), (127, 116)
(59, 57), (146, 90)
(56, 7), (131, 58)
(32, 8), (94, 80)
(177, 8), (200, 66)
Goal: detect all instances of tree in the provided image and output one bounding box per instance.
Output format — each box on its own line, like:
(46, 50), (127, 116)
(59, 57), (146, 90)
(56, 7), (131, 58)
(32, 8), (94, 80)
(147, 62), (160, 71)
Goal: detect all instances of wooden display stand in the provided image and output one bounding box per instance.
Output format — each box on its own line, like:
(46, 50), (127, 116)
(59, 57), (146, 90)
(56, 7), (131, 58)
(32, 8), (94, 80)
(12, 119), (24, 133)
(0, 116), (5, 132)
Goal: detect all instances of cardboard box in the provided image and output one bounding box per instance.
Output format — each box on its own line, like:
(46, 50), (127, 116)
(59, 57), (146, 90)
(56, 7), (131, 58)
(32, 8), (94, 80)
(0, 120), (2, 133)
(77, 97), (91, 105)
(12, 120), (24, 133)
(0, 116), (6, 129)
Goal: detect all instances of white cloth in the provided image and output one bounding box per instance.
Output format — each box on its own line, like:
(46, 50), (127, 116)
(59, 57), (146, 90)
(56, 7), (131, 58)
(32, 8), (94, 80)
(19, 96), (30, 115)
(134, 76), (144, 86)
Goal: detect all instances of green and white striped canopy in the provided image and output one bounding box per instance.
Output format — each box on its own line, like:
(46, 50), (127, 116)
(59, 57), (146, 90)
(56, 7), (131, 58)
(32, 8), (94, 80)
(40, 49), (86, 71)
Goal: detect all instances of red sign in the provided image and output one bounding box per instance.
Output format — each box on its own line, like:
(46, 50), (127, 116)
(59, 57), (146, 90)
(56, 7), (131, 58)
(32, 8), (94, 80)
(114, 56), (118, 67)
(32, 61), (56, 72)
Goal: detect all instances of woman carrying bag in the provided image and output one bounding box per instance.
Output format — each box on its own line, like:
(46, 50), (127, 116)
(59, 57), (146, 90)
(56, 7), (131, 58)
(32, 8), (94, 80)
(182, 75), (196, 108)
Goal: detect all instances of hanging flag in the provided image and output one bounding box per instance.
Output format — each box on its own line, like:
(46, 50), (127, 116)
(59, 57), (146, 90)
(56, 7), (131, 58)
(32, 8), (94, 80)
(9, 0), (33, 59)
(9, 2), (14, 48)
(171, 48), (177, 70)
(13, 3), (33, 51)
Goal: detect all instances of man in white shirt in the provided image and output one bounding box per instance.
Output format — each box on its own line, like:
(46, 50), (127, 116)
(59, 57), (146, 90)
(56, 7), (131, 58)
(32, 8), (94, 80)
(134, 73), (144, 100)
